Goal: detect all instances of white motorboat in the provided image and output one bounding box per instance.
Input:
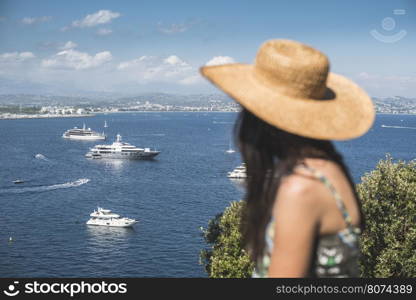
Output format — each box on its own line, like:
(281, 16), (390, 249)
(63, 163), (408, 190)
(63, 124), (106, 140)
(225, 141), (236, 154)
(227, 163), (247, 178)
(85, 134), (160, 159)
(86, 207), (138, 227)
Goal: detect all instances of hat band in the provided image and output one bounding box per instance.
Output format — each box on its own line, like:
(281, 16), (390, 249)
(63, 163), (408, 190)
(253, 66), (328, 99)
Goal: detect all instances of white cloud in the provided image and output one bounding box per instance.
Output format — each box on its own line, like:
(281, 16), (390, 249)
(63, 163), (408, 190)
(157, 20), (200, 34)
(357, 72), (371, 80)
(117, 55), (198, 83)
(0, 51), (211, 94)
(42, 49), (112, 70)
(158, 23), (189, 34)
(355, 72), (416, 96)
(22, 16), (52, 25)
(0, 52), (35, 63)
(205, 56), (235, 66)
(96, 28), (113, 36)
(59, 41), (78, 50)
(383, 75), (416, 83)
(164, 55), (188, 66)
(179, 75), (202, 85)
(117, 56), (151, 70)
(357, 72), (416, 84)
(65, 10), (120, 30)
(20, 52), (35, 59)
(18, 52), (35, 60)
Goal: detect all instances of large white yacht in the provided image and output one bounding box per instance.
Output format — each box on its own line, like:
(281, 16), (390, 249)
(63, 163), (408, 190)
(85, 134), (160, 159)
(227, 163), (247, 179)
(63, 124), (106, 140)
(86, 207), (138, 227)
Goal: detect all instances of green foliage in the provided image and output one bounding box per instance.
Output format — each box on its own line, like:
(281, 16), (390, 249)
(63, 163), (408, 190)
(357, 155), (416, 277)
(200, 201), (254, 278)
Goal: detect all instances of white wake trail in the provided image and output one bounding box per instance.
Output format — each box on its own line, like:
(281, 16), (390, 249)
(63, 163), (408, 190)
(0, 178), (90, 194)
(35, 153), (49, 161)
(381, 125), (416, 130)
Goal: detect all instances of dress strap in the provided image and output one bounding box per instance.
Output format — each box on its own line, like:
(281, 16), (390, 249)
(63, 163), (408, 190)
(295, 164), (355, 230)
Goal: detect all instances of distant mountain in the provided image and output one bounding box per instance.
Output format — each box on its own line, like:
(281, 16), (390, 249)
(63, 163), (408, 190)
(114, 93), (233, 106)
(372, 96), (416, 114)
(1, 94), (416, 114)
(0, 93), (233, 106)
(0, 94), (93, 106)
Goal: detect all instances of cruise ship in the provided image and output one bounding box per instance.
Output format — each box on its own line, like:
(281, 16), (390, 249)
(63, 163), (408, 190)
(85, 134), (160, 159)
(86, 207), (137, 227)
(62, 124), (106, 140)
(227, 163), (247, 179)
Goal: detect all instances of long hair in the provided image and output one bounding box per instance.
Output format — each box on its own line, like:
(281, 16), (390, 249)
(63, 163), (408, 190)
(235, 108), (364, 263)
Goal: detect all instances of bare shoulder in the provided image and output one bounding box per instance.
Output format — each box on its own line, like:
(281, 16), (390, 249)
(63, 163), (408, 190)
(273, 172), (325, 219)
(268, 172), (323, 277)
(278, 172), (318, 199)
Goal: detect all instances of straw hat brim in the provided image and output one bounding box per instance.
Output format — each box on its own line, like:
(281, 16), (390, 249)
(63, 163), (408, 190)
(200, 64), (375, 140)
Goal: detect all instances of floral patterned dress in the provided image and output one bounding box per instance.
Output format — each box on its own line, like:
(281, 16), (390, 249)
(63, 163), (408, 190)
(253, 164), (361, 278)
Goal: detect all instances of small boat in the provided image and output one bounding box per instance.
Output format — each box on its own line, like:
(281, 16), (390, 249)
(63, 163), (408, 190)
(104, 120), (108, 128)
(226, 141), (235, 154)
(86, 207), (138, 227)
(13, 180), (24, 184)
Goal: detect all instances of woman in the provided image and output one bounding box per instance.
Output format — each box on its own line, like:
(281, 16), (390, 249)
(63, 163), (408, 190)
(200, 40), (374, 277)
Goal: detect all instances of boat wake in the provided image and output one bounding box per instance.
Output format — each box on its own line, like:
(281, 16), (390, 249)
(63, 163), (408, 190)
(213, 121), (233, 124)
(35, 153), (49, 161)
(381, 125), (416, 130)
(0, 178), (90, 194)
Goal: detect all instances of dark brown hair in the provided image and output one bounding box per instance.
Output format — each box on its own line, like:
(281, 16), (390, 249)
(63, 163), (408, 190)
(235, 108), (363, 263)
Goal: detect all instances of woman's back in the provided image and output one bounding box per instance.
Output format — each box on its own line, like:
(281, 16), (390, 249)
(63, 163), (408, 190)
(292, 159), (361, 236)
(258, 159), (361, 277)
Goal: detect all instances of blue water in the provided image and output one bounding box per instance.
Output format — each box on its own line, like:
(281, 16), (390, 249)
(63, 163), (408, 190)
(0, 112), (415, 277)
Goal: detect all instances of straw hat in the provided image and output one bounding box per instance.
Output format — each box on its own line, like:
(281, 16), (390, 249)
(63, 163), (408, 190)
(200, 39), (375, 140)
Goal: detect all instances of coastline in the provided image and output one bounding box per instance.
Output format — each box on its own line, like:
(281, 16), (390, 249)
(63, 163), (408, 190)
(99, 110), (239, 114)
(0, 114), (94, 120)
(376, 112), (416, 116)
(1, 111), (413, 121)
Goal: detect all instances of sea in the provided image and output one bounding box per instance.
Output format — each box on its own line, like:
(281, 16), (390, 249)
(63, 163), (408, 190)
(0, 112), (415, 277)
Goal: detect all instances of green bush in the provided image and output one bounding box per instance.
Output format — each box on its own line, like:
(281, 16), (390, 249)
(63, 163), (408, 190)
(200, 201), (254, 278)
(358, 155), (416, 277)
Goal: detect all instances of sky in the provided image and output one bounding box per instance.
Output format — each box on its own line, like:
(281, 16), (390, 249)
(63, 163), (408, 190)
(0, 0), (415, 97)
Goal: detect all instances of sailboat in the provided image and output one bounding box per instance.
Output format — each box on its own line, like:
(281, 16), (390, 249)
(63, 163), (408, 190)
(226, 141), (235, 154)
(104, 120), (108, 128)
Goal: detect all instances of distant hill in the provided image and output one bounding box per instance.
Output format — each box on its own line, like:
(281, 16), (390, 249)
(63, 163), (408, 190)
(0, 93), (233, 106)
(372, 96), (416, 114)
(114, 93), (233, 106)
(1, 94), (416, 114)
